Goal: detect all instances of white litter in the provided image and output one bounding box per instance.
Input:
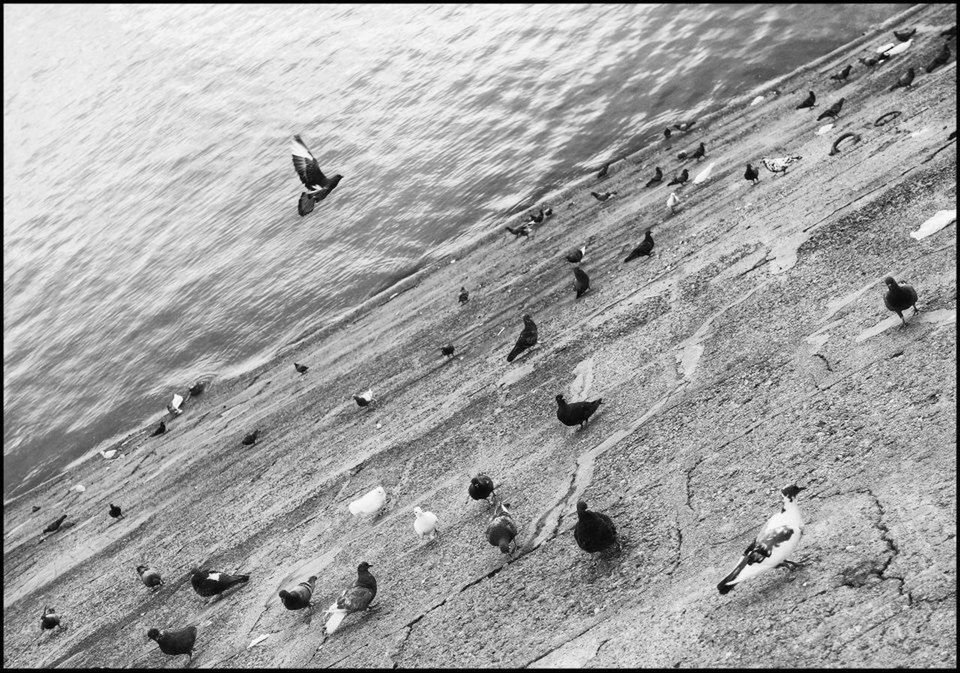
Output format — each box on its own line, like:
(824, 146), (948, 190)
(167, 393), (184, 416)
(876, 42), (896, 54)
(884, 39), (912, 56)
(248, 634), (270, 649)
(816, 123), (835, 136)
(750, 95), (765, 106)
(910, 210), (956, 240)
(70, 484), (86, 493)
(349, 485), (387, 516)
(99, 449), (117, 460)
(693, 161), (717, 184)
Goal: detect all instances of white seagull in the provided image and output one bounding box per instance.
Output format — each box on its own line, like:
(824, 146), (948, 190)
(348, 485), (387, 517)
(413, 506), (439, 541)
(717, 485), (805, 595)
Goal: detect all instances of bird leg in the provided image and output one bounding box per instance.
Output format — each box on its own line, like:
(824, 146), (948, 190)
(897, 311), (907, 327)
(777, 560), (802, 570)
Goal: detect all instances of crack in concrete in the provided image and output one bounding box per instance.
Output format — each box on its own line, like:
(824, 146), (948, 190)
(812, 352), (834, 372)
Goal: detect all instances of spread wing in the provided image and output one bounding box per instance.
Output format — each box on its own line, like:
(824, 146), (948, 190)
(291, 135), (327, 187)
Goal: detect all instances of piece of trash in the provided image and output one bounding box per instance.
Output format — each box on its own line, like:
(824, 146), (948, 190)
(449, 258), (456, 264)
(376, 422), (382, 429)
(876, 42), (896, 55)
(884, 39), (912, 56)
(910, 210), (956, 240)
(70, 484), (86, 493)
(693, 161), (716, 185)
(167, 393), (184, 416)
(909, 128), (929, 138)
(248, 634), (270, 649)
(99, 449), (117, 460)
(349, 485), (386, 516)
(750, 95), (764, 106)
(816, 123), (834, 136)
(388, 292), (399, 300)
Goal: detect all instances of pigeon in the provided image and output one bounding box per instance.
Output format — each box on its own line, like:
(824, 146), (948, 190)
(663, 127), (672, 140)
(468, 474), (496, 502)
(413, 506), (440, 541)
(556, 394), (602, 429)
(279, 575), (317, 611)
(294, 362), (309, 374)
(506, 314), (538, 362)
(32, 505), (41, 513)
(624, 230), (655, 262)
(883, 277), (919, 326)
(188, 381), (206, 396)
(691, 142), (706, 162)
(43, 514), (67, 534)
(349, 485), (387, 516)
(889, 67), (915, 91)
(829, 64), (852, 82)
(241, 429), (260, 446)
(151, 420), (166, 437)
(167, 393), (184, 416)
(717, 485), (805, 595)
(859, 55), (881, 67)
(291, 134), (343, 216)
(591, 191), (617, 202)
(667, 191), (681, 214)
(573, 500), (619, 554)
(147, 625), (197, 660)
(441, 344), (455, 358)
(526, 207), (546, 225)
(674, 120), (696, 132)
(644, 166), (663, 187)
(505, 224), (530, 239)
(573, 267), (590, 299)
(542, 206), (554, 220)
(942, 25), (957, 38)
(816, 97), (845, 121)
(137, 564), (164, 589)
(761, 155), (803, 175)
(796, 91), (816, 109)
(108, 503), (124, 519)
(324, 562), (377, 635)
(676, 150), (688, 161)
(597, 163), (610, 179)
(458, 286), (469, 304)
(354, 389), (374, 407)
(667, 169), (688, 186)
(40, 607), (63, 631)
(486, 499), (518, 554)
(744, 163), (760, 185)
(566, 246), (586, 264)
(893, 28), (916, 42)
(190, 568), (250, 598)
(925, 44), (950, 73)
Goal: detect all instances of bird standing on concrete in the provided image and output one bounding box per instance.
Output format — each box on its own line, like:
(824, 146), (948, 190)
(796, 91), (816, 109)
(744, 163), (760, 185)
(147, 625), (197, 661)
(761, 156), (803, 175)
(469, 474), (496, 502)
(241, 429), (260, 446)
(667, 169), (689, 186)
(505, 224), (530, 239)
(354, 389), (375, 407)
(566, 246), (586, 264)
(829, 64), (853, 82)
(817, 97), (845, 121)
(597, 163), (610, 179)
(279, 576), (318, 611)
(413, 506), (440, 541)
(555, 394), (602, 429)
(40, 607), (63, 631)
(294, 362), (309, 374)
(925, 43), (951, 73)
(324, 562), (377, 635)
(137, 564), (164, 589)
(667, 191), (681, 214)
(573, 267), (590, 299)
(717, 485), (805, 595)
(506, 314), (538, 362)
(458, 286), (469, 304)
(441, 344), (455, 358)
(108, 503), (124, 519)
(43, 514), (68, 535)
(691, 142), (706, 162)
(526, 207), (546, 225)
(291, 134), (343, 216)
(889, 67), (915, 90)
(663, 127), (672, 140)
(573, 500), (619, 554)
(624, 230), (655, 262)
(486, 498), (518, 554)
(151, 420), (166, 437)
(645, 166), (663, 187)
(190, 568), (250, 599)
(883, 277), (919, 326)
(349, 485), (387, 516)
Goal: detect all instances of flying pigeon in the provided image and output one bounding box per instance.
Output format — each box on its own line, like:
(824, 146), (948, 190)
(663, 127), (672, 140)
(624, 230), (655, 262)
(458, 286), (469, 304)
(167, 393), (184, 416)
(829, 64), (852, 82)
(890, 67), (915, 90)
(324, 562), (377, 635)
(667, 191), (681, 214)
(190, 568), (250, 598)
(674, 120), (696, 132)
(291, 134), (343, 216)
(506, 314), (538, 362)
(486, 499), (518, 554)
(645, 166), (663, 187)
(279, 575), (317, 611)
(573, 500), (619, 554)
(413, 506), (440, 541)
(294, 362), (309, 374)
(147, 625), (197, 661)
(761, 156), (802, 175)
(942, 25), (957, 38)
(108, 503), (124, 519)
(597, 163), (610, 179)
(690, 142), (706, 162)
(566, 246), (586, 264)
(505, 224), (530, 239)
(241, 429), (260, 446)
(744, 163), (760, 185)
(354, 389), (374, 407)
(468, 474), (496, 502)
(349, 485), (387, 516)
(796, 91), (816, 109)
(40, 607), (63, 631)
(441, 344), (455, 358)
(667, 169), (689, 186)
(591, 191), (617, 202)
(43, 514), (68, 534)
(816, 97), (845, 121)
(556, 394), (602, 429)
(188, 381), (206, 396)
(151, 420), (166, 436)
(526, 207), (546, 225)
(893, 28), (916, 42)
(925, 44), (951, 73)
(137, 564), (164, 589)
(717, 485), (805, 595)
(883, 277), (919, 326)
(573, 267), (590, 299)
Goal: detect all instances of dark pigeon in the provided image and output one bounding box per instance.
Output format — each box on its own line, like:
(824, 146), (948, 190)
(526, 207), (546, 225)
(744, 163), (760, 185)
(151, 420), (166, 437)
(109, 503), (124, 519)
(667, 169), (689, 186)
(566, 246), (585, 264)
(441, 344), (455, 357)
(796, 91), (816, 109)
(890, 67), (915, 91)
(279, 575), (317, 611)
(190, 568), (250, 598)
(829, 64), (852, 82)
(294, 362), (309, 374)
(188, 381), (206, 396)
(573, 267), (590, 299)
(505, 224), (530, 239)
(573, 500), (619, 554)
(43, 514), (67, 534)
(291, 134), (343, 216)
(644, 166), (663, 187)
(597, 163), (610, 179)
(137, 564), (164, 588)
(506, 314), (538, 362)
(241, 429), (260, 446)
(40, 607), (63, 631)
(859, 55), (881, 67)
(925, 44), (951, 73)
(884, 277), (919, 326)
(893, 28), (916, 42)
(691, 142), (706, 162)
(663, 127), (672, 140)
(486, 499), (518, 554)
(324, 562), (377, 635)
(676, 150), (688, 161)
(469, 474), (496, 502)
(817, 98), (845, 121)
(591, 191), (617, 202)
(147, 625), (197, 661)
(459, 286), (469, 304)
(556, 394), (602, 428)
(942, 25), (957, 38)
(32, 505), (41, 513)
(624, 230), (655, 262)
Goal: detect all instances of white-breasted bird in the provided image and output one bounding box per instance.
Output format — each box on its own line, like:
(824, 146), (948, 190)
(413, 506), (439, 541)
(166, 393), (184, 416)
(353, 389), (374, 407)
(667, 191), (681, 214)
(349, 485), (387, 517)
(324, 562), (377, 635)
(761, 155), (802, 175)
(717, 485), (805, 595)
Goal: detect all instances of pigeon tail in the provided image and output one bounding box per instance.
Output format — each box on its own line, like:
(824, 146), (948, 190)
(325, 606), (349, 635)
(717, 556), (749, 594)
(506, 345), (524, 362)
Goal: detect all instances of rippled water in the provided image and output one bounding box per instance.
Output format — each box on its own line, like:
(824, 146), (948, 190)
(3, 3), (908, 497)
